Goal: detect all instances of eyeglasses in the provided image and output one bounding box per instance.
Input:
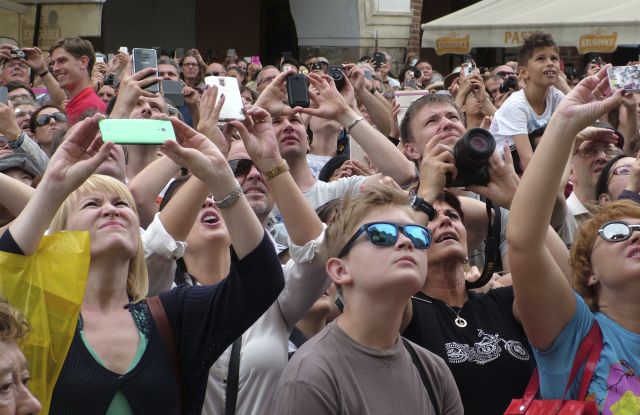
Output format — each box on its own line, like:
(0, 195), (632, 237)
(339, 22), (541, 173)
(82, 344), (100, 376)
(496, 71), (516, 78)
(206, 71), (225, 76)
(337, 222), (431, 258)
(35, 112), (67, 127)
(576, 146), (619, 159)
(598, 221), (640, 242)
(183, 62), (199, 67)
(228, 159), (256, 177)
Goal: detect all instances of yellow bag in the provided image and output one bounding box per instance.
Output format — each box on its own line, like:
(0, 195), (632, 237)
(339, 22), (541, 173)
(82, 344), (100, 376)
(0, 231), (90, 414)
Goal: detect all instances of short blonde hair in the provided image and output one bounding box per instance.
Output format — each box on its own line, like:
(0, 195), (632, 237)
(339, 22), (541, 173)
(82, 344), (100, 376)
(570, 200), (640, 311)
(323, 184), (413, 260)
(49, 174), (148, 302)
(0, 297), (30, 343)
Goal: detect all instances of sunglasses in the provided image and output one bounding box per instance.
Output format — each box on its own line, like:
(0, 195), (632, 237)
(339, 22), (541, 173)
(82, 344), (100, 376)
(496, 71), (516, 78)
(206, 71), (225, 76)
(228, 159), (256, 177)
(598, 221), (640, 242)
(337, 222), (431, 258)
(35, 112), (67, 127)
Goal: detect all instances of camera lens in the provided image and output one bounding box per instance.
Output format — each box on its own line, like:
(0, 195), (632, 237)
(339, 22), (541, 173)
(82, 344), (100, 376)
(413, 68), (422, 79)
(499, 75), (518, 94)
(329, 66), (345, 91)
(456, 128), (495, 168)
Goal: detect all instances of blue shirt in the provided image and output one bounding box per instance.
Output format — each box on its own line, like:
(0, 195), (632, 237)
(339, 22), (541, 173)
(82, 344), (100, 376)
(534, 293), (640, 414)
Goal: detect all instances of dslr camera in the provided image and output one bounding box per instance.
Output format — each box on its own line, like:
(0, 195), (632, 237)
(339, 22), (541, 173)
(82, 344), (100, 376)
(499, 75), (518, 94)
(329, 66), (346, 91)
(10, 49), (26, 60)
(445, 128), (496, 187)
(103, 74), (116, 86)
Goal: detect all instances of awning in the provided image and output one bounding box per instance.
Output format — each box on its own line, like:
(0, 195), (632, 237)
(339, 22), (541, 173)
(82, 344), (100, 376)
(421, 0), (640, 55)
(0, 0), (105, 48)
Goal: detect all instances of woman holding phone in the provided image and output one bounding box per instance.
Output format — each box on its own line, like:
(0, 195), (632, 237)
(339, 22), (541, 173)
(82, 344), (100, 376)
(0, 114), (284, 413)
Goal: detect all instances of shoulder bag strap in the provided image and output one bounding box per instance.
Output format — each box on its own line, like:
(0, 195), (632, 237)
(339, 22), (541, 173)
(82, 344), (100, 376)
(402, 338), (441, 415)
(224, 337), (242, 415)
(575, 321), (603, 400)
(147, 296), (182, 395)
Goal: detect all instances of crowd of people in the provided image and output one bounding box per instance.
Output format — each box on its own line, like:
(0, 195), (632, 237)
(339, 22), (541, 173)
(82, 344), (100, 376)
(0, 30), (639, 415)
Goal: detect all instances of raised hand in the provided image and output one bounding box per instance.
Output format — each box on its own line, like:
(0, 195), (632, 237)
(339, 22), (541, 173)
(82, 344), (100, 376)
(553, 65), (624, 133)
(294, 72), (356, 126)
(196, 85), (229, 154)
(254, 68), (297, 117)
(44, 113), (113, 194)
(21, 47), (47, 74)
(228, 106), (283, 172)
(417, 138), (458, 201)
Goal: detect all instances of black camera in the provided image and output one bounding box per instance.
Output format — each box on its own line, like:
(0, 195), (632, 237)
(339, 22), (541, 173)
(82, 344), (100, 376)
(329, 66), (346, 91)
(413, 68), (422, 79)
(499, 75), (518, 93)
(10, 49), (26, 60)
(103, 74), (116, 86)
(446, 128), (496, 188)
(310, 62), (323, 72)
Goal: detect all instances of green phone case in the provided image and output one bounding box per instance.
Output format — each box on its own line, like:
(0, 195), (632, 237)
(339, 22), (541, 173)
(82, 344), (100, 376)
(99, 119), (176, 145)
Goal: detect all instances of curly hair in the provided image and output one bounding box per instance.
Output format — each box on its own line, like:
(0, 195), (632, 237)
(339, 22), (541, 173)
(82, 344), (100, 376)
(0, 297), (30, 343)
(570, 200), (640, 311)
(518, 32), (558, 67)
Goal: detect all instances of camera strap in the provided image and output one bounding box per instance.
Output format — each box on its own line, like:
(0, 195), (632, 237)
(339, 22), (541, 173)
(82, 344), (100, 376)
(465, 199), (501, 289)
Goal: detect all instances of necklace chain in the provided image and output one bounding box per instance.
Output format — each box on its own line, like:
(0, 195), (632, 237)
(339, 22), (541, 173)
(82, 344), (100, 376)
(411, 296), (468, 328)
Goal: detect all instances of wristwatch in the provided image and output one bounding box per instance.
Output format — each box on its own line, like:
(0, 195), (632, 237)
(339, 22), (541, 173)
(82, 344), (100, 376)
(410, 194), (436, 221)
(215, 186), (243, 209)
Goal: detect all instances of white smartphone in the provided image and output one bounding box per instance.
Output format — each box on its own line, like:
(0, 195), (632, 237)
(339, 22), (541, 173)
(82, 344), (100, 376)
(204, 76), (245, 121)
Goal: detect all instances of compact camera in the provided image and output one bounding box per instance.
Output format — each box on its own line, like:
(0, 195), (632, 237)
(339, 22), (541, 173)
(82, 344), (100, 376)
(10, 49), (26, 60)
(329, 66), (346, 91)
(446, 128), (496, 188)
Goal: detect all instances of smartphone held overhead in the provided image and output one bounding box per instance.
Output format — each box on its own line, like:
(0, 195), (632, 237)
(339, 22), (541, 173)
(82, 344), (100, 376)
(608, 64), (640, 92)
(287, 73), (309, 108)
(204, 76), (245, 120)
(99, 119), (176, 145)
(132, 48), (160, 93)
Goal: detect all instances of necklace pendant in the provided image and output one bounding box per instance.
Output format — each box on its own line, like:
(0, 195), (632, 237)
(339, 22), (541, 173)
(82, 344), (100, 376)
(455, 317), (468, 328)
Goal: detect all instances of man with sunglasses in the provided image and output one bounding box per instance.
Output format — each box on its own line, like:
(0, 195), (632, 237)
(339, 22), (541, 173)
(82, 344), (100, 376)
(0, 99), (48, 175)
(273, 184), (462, 414)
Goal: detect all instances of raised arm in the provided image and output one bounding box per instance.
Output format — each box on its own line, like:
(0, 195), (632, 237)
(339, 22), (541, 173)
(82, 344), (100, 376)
(297, 73), (415, 186)
(507, 66), (623, 350)
(8, 114), (113, 254)
(160, 117), (263, 259)
(345, 63), (392, 136)
(22, 47), (66, 108)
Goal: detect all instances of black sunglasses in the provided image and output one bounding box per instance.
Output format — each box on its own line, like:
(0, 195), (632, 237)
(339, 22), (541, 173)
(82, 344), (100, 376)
(337, 222), (431, 258)
(228, 159), (255, 177)
(598, 221), (640, 242)
(36, 112), (67, 127)
(206, 71), (222, 76)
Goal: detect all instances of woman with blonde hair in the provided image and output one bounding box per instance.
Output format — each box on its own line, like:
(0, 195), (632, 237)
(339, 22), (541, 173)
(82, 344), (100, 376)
(0, 114), (284, 414)
(507, 65), (638, 412)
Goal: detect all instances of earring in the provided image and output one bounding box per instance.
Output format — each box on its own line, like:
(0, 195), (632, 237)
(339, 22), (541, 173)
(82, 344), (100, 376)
(590, 276), (599, 284)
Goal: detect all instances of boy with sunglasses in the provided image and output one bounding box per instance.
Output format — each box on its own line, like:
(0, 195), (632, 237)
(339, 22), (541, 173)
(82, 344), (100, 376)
(272, 184), (462, 415)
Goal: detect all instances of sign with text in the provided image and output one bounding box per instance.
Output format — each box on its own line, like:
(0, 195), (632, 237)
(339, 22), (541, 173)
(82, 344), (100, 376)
(578, 29), (617, 54)
(435, 33), (470, 55)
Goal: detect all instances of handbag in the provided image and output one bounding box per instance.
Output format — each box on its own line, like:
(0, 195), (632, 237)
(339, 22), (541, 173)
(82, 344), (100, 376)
(504, 321), (603, 415)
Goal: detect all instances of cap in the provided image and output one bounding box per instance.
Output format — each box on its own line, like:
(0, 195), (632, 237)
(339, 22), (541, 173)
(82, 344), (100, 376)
(0, 153), (41, 178)
(317, 57), (329, 65)
(444, 67), (461, 90)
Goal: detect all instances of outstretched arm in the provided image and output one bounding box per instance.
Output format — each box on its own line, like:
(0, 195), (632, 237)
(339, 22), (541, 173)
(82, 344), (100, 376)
(507, 66), (624, 350)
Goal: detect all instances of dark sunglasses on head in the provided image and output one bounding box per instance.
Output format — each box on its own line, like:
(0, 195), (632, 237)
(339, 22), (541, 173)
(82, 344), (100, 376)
(598, 221), (640, 242)
(338, 222), (431, 258)
(36, 112), (67, 127)
(228, 159), (255, 177)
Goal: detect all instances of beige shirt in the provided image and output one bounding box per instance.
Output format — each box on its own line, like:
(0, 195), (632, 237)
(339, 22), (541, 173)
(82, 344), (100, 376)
(272, 321), (463, 415)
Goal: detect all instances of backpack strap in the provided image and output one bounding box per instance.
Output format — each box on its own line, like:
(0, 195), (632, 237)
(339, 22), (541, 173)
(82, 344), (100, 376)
(403, 338), (440, 415)
(224, 337), (242, 415)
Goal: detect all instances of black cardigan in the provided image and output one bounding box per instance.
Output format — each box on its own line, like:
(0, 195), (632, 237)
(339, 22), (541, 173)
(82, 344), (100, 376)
(0, 230), (284, 414)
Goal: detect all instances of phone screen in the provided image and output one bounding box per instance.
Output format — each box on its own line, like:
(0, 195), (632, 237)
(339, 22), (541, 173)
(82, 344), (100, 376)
(161, 80), (185, 107)
(99, 119), (176, 145)
(0, 87), (8, 105)
(132, 48), (159, 93)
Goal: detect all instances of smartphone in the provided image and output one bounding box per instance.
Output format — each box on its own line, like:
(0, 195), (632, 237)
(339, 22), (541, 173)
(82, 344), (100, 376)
(372, 51), (385, 69)
(363, 68), (373, 80)
(95, 53), (106, 64)
(349, 136), (368, 167)
(404, 79), (417, 89)
(250, 56), (261, 66)
(174, 48), (185, 59)
(226, 48), (237, 58)
(0, 87), (8, 105)
(204, 76), (245, 120)
(161, 80), (185, 107)
(132, 48), (159, 93)
(107, 53), (115, 62)
(99, 119), (176, 145)
(118, 46), (128, 55)
(281, 51), (293, 60)
(463, 55), (476, 76)
(286, 73), (309, 108)
(607, 64), (640, 92)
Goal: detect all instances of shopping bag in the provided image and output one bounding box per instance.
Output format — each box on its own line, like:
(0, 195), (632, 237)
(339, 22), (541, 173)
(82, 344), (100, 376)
(0, 231), (90, 414)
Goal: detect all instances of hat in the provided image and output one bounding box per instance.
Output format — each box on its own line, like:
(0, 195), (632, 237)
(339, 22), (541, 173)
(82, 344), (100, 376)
(0, 153), (41, 178)
(444, 67), (461, 90)
(317, 57), (329, 65)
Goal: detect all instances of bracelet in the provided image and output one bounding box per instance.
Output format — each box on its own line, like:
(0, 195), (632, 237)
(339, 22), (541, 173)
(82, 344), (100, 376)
(38, 69), (49, 77)
(263, 160), (289, 180)
(215, 186), (243, 209)
(345, 116), (365, 135)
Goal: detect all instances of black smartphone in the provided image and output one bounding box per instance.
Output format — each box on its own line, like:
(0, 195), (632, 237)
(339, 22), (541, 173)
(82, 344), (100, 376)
(286, 73), (309, 108)
(161, 80), (184, 107)
(372, 51), (386, 69)
(132, 48), (159, 93)
(174, 48), (185, 60)
(281, 51), (293, 60)
(226, 48), (237, 58)
(0, 87), (8, 105)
